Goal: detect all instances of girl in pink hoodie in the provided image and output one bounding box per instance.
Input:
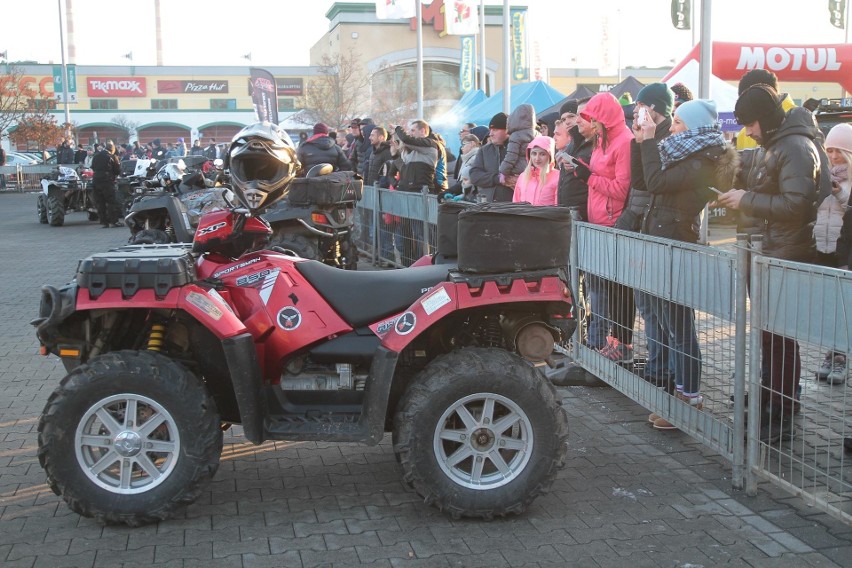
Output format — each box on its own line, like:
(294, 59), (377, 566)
(575, 92), (633, 226)
(512, 135), (559, 205)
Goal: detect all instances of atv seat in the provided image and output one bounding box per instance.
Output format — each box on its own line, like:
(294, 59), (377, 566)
(294, 261), (451, 328)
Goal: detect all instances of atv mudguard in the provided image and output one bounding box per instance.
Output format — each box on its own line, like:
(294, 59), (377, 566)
(126, 193), (194, 242)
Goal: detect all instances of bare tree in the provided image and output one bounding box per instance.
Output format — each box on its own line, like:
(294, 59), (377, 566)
(111, 115), (140, 141)
(0, 65), (38, 139)
(303, 51), (374, 129)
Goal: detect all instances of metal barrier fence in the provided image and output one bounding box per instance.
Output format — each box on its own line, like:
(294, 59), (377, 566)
(0, 164), (60, 192)
(354, 185), (438, 268)
(568, 221), (852, 524)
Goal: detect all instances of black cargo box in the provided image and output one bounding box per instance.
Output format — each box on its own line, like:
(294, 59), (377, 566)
(76, 244), (196, 299)
(288, 171), (363, 206)
(456, 203), (571, 273)
(436, 200), (473, 258)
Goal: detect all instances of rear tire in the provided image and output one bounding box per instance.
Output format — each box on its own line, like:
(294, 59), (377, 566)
(37, 350), (222, 526)
(47, 194), (65, 226)
(269, 233), (321, 261)
(37, 194), (48, 224)
(130, 229), (170, 245)
(393, 348), (569, 519)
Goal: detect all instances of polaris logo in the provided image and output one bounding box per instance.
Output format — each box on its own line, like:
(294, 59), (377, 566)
(90, 79), (144, 94)
(736, 47), (841, 72)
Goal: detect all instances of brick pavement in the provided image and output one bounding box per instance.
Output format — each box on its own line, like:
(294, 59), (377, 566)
(1, 192), (851, 567)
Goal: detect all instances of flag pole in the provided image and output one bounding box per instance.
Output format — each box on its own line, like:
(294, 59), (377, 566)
(416, 0), (424, 118)
(502, 0), (510, 114)
(698, 0), (713, 245)
(479, 0), (486, 94)
(57, 0), (71, 134)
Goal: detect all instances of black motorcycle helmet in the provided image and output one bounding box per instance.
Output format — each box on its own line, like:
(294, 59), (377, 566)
(228, 122), (299, 213)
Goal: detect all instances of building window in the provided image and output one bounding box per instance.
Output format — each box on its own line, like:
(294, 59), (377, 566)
(372, 62), (460, 104)
(151, 99), (178, 110)
(278, 98), (295, 111)
(29, 99), (57, 111)
(210, 99), (236, 110)
(90, 99), (117, 110)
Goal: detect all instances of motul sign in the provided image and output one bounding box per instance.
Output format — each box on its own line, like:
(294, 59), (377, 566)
(87, 77), (147, 97)
(664, 42), (852, 94)
(736, 47), (841, 72)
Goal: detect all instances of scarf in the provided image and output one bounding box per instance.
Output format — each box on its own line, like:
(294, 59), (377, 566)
(658, 125), (726, 169)
(831, 164), (849, 185)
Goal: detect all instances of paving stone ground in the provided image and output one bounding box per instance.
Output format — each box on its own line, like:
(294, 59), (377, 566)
(2, 192), (851, 567)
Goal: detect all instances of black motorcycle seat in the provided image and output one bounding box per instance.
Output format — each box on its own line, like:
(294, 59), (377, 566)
(294, 261), (451, 328)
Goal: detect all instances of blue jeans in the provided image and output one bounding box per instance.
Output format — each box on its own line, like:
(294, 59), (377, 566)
(649, 298), (701, 396)
(634, 290), (672, 378)
(586, 275), (609, 349)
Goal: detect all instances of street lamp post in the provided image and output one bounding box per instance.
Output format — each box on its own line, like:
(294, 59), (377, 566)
(57, 0), (71, 134)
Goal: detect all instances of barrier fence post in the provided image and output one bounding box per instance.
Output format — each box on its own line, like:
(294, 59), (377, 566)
(420, 187), (430, 260)
(746, 235), (763, 496)
(371, 185), (380, 266)
(568, 208), (581, 358)
(732, 233), (749, 489)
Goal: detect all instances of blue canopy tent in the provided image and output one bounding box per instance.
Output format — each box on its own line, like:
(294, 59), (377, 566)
(430, 89), (488, 156)
(462, 80), (566, 129)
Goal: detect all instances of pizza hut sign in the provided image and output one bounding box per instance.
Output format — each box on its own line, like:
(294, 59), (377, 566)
(87, 77), (147, 97)
(158, 80), (229, 94)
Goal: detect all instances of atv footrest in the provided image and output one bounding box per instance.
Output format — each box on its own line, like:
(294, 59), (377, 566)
(264, 411), (371, 442)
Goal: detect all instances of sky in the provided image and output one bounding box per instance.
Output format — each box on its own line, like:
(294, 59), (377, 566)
(2, 0), (848, 71)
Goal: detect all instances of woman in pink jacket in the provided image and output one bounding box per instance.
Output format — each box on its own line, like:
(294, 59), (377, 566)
(513, 135), (559, 205)
(574, 92), (633, 226)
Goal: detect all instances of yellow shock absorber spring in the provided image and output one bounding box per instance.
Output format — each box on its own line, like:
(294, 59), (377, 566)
(147, 323), (167, 352)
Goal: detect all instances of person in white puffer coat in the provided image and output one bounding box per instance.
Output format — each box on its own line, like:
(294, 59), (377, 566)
(815, 122), (852, 385)
(813, 123), (852, 266)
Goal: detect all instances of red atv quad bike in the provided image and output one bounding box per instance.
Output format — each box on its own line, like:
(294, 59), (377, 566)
(33, 123), (576, 526)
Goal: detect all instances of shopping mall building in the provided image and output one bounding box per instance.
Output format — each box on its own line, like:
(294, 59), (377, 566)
(3, 1), (841, 151)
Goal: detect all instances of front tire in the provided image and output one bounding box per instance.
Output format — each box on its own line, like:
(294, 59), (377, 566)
(393, 348), (568, 519)
(37, 351), (223, 526)
(37, 194), (48, 224)
(47, 194), (65, 226)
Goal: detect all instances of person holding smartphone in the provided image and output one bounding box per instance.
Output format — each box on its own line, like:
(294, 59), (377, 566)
(637, 98), (740, 430)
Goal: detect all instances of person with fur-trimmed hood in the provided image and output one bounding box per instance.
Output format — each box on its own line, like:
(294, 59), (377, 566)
(635, 99), (740, 430)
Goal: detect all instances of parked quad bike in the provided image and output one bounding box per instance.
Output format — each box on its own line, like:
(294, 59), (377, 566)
(124, 158), (233, 245)
(262, 164), (362, 270)
(37, 165), (96, 227)
(33, 122), (576, 525)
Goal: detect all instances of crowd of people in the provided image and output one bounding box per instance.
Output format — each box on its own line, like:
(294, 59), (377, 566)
(317, 70), (849, 446)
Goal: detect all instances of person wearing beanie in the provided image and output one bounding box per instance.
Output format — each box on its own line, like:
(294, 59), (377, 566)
(512, 135), (559, 206)
(610, 85), (678, 382)
(814, 123), (852, 384)
(468, 112), (514, 202)
(556, 96), (594, 219)
(296, 120), (352, 173)
(560, 99), (579, 117)
(635, 83), (674, 118)
(717, 84), (822, 443)
(734, 69), (797, 150)
(634, 99), (739, 428)
(674, 99), (719, 131)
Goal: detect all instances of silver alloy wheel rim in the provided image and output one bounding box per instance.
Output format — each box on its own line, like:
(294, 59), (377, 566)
(74, 393), (180, 494)
(433, 392), (533, 490)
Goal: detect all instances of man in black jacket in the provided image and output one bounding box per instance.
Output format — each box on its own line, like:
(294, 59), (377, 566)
(365, 126), (391, 186)
(296, 123), (352, 172)
(717, 84), (820, 443)
(90, 140), (123, 228)
(468, 112), (513, 202)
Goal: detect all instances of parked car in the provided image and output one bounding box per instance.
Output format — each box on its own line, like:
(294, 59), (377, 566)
(4, 152), (39, 166)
